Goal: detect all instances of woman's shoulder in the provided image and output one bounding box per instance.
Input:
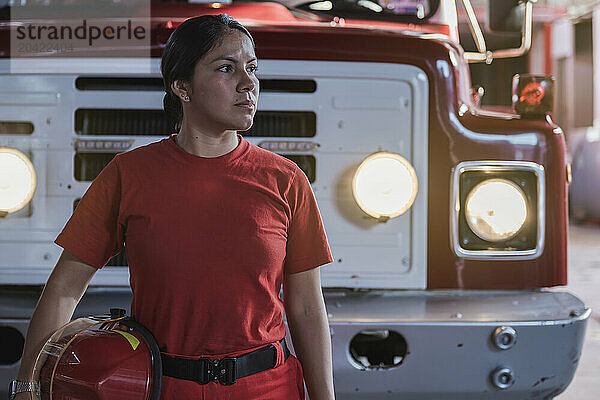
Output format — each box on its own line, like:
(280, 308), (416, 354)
(115, 137), (169, 165)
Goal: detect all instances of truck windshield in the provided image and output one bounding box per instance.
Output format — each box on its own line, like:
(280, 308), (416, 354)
(1, 0), (117, 6)
(1, 0), (439, 23)
(293, 0), (439, 22)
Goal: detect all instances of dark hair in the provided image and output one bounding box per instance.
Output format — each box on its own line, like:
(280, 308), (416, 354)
(161, 14), (255, 132)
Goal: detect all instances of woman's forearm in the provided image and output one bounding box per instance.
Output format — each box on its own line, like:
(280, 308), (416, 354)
(17, 252), (96, 381)
(16, 281), (81, 381)
(287, 301), (335, 400)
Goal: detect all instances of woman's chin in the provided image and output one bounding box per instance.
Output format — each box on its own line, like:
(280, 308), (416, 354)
(233, 118), (254, 132)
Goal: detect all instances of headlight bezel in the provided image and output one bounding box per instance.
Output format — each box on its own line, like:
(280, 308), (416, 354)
(451, 161), (545, 260)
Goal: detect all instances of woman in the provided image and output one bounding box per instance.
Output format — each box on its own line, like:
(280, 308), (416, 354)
(13, 14), (335, 400)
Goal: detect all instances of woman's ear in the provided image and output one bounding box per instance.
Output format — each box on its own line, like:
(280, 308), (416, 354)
(171, 80), (190, 99)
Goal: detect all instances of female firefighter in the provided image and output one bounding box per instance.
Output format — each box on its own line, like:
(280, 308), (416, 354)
(12, 14), (335, 400)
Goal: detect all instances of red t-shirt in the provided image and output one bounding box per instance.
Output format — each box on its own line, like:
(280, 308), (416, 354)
(55, 133), (333, 357)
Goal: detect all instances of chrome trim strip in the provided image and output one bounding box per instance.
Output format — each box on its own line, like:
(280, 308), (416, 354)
(329, 308), (591, 327)
(450, 160), (545, 260)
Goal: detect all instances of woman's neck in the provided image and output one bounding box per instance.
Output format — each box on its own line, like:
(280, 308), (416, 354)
(175, 127), (239, 158)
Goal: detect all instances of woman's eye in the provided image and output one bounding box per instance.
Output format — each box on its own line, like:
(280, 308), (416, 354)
(218, 65), (233, 72)
(248, 65), (258, 74)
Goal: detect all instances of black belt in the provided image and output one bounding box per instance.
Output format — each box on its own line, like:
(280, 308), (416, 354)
(161, 338), (291, 386)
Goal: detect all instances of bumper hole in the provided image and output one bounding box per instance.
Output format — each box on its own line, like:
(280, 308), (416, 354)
(0, 327), (25, 365)
(349, 329), (407, 370)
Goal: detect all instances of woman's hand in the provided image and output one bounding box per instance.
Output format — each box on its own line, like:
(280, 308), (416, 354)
(13, 391), (39, 400)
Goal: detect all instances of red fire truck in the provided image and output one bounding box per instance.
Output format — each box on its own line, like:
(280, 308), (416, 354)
(0, 0), (590, 398)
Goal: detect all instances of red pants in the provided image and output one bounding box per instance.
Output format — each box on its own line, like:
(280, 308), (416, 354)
(160, 340), (306, 399)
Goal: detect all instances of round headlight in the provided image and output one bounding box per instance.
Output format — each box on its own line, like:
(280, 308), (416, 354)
(352, 152), (418, 220)
(0, 147), (37, 214)
(465, 178), (527, 242)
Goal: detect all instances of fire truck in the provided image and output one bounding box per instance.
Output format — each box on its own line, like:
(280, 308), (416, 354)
(0, 0), (591, 398)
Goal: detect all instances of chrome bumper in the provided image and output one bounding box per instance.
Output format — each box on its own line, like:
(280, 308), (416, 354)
(324, 289), (590, 399)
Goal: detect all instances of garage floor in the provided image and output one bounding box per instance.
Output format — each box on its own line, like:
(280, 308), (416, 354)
(553, 223), (600, 399)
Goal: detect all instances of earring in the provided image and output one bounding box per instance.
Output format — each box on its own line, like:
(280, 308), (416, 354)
(181, 94), (190, 102)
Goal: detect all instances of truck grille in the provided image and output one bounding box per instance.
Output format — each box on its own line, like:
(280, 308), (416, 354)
(75, 77), (316, 93)
(72, 76), (318, 264)
(75, 109), (316, 137)
(75, 109), (171, 136)
(74, 152), (117, 181)
(246, 112), (316, 137)
(283, 155), (316, 183)
(0, 121), (34, 135)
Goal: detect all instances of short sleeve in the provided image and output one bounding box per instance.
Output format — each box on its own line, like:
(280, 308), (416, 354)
(284, 166), (333, 274)
(54, 156), (124, 269)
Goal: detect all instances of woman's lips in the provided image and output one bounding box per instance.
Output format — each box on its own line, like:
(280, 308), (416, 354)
(235, 102), (255, 110)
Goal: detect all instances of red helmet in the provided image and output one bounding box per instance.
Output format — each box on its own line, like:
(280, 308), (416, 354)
(32, 309), (161, 400)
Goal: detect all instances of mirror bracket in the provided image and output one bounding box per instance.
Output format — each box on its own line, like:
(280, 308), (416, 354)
(462, 0), (534, 64)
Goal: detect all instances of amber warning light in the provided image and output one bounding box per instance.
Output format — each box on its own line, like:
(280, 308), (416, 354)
(512, 74), (554, 117)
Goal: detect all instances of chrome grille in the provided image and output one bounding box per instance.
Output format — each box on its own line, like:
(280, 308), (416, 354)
(75, 108), (316, 137)
(75, 77), (316, 93)
(75, 109), (171, 136)
(74, 152), (116, 181)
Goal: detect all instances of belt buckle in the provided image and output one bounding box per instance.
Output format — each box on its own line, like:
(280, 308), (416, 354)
(207, 357), (237, 385)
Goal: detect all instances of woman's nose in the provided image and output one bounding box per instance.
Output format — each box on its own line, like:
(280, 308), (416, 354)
(238, 71), (256, 92)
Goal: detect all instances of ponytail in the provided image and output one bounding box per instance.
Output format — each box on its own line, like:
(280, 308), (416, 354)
(162, 91), (183, 132)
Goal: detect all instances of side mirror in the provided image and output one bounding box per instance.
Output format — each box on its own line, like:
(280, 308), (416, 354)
(486, 0), (527, 33)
